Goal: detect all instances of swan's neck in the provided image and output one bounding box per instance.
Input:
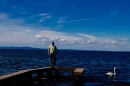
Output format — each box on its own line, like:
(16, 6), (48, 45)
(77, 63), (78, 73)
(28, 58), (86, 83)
(114, 68), (116, 76)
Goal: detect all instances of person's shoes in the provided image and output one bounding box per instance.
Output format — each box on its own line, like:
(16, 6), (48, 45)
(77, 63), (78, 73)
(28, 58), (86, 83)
(54, 66), (57, 68)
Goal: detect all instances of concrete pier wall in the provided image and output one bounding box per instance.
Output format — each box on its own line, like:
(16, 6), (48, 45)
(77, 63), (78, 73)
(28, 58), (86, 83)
(0, 67), (84, 86)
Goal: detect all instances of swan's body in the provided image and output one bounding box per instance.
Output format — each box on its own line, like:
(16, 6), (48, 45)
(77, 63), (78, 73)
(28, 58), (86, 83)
(106, 72), (113, 76)
(105, 67), (116, 76)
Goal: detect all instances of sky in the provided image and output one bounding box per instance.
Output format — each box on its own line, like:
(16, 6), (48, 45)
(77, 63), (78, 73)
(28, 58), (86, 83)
(0, 0), (130, 51)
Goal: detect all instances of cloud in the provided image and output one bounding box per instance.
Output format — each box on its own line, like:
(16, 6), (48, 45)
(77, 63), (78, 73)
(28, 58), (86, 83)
(0, 13), (8, 19)
(57, 17), (88, 24)
(39, 13), (49, 16)
(58, 17), (67, 24)
(34, 30), (126, 50)
(39, 16), (52, 23)
(25, 29), (31, 32)
(77, 33), (96, 40)
(0, 13), (37, 46)
(38, 13), (52, 23)
(67, 19), (88, 22)
(35, 30), (80, 41)
(0, 23), (129, 50)
(30, 13), (52, 23)
(119, 38), (128, 41)
(0, 13), (129, 50)
(35, 35), (43, 39)
(0, 13), (24, 26)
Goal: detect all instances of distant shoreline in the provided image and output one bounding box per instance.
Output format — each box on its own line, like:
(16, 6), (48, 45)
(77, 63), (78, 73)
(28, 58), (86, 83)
(0, 47), (129, 52)
(0, 47), (44, 50)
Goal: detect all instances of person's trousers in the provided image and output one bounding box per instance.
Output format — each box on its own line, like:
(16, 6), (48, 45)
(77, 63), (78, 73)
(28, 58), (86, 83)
(49, 53), (56, 66)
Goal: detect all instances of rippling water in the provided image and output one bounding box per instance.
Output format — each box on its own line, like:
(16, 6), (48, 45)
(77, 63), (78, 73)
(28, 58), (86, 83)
(0, 49), (130, 86)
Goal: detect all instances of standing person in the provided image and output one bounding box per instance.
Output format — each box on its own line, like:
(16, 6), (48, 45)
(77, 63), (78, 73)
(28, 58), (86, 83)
(48, 41), (58, 67)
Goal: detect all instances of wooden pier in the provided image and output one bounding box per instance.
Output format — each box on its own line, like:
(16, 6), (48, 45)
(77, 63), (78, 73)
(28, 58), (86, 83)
(0, 67), (84, 86)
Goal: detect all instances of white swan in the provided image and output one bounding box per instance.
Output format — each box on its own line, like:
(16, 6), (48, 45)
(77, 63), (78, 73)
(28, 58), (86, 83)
(105, 67), (116, 76)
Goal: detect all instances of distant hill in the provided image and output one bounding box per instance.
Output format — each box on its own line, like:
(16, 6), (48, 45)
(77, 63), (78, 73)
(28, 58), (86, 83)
(0, 47), (46, 50)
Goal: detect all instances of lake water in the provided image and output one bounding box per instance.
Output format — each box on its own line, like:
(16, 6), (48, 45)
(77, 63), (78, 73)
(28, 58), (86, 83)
(0, 49), (130, 86)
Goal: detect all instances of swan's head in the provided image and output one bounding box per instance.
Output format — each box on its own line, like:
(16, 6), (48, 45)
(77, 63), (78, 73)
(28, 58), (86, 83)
(114, 67), (117, 70)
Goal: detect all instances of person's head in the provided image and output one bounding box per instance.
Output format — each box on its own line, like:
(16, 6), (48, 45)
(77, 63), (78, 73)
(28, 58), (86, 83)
(52, 41), (54, 45)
